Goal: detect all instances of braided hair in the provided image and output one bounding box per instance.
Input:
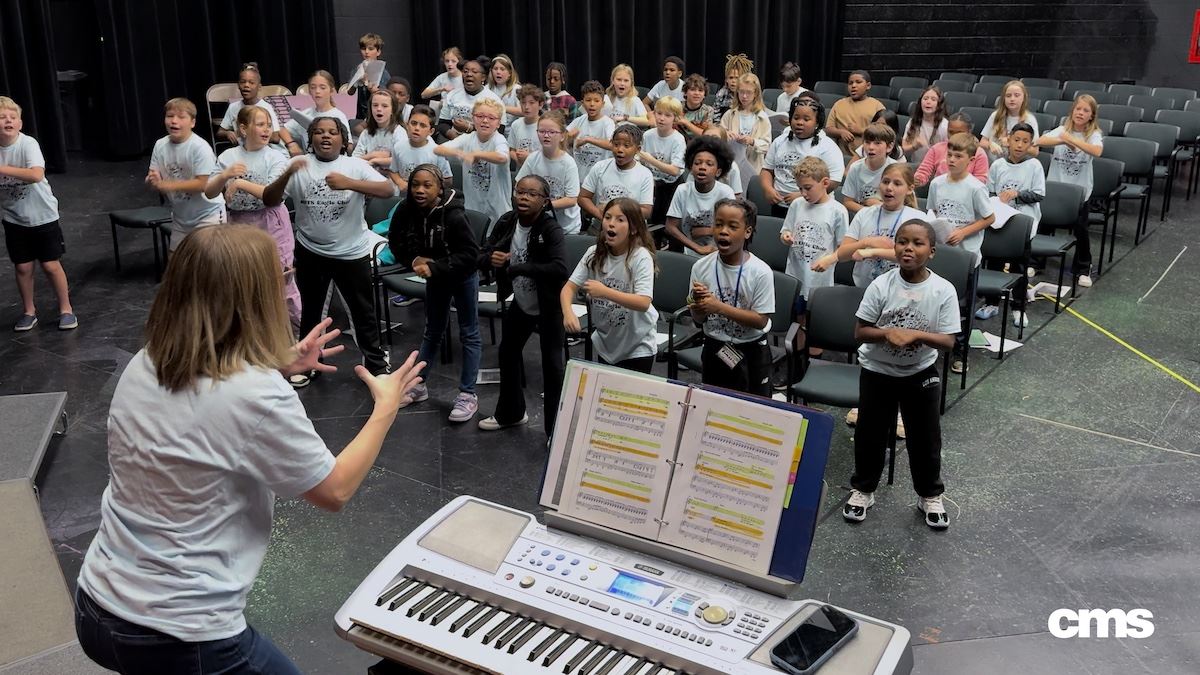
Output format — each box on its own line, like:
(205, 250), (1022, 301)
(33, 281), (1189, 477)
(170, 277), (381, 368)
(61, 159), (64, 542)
(788, 93), (825, 147)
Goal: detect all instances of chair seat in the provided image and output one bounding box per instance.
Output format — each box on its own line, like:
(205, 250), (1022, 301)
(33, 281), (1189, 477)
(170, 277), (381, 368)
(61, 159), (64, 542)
(1030, 234), (1075, 257)
(478, 301), (505, 319)
(382, 275), (428, 300)
(1176, 149), (1194, 162)
(976, 269), (1020, 296)
(676, 346), (704, 372)
(110, 206), (172, 228)
(1153, 166), (1168, 179)
(1120, 183), (1150, 197)
(789, 361), (861, 408)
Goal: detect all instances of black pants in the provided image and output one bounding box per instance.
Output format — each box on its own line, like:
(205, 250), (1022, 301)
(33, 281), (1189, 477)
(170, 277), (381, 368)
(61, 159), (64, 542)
(494, 303), (566, 435)
(294, 243), (388, 374)
(771, 203), (790, 219)
(852, 365), (944, 497)
(1071, 202), (1091, 273)
(599, 354), (655, 374)
(651, 180), (682, 225)
(700, 337), (771, 397)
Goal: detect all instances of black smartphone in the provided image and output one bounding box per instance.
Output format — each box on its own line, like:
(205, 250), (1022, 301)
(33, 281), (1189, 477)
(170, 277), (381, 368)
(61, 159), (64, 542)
(768, 604), (859, 675)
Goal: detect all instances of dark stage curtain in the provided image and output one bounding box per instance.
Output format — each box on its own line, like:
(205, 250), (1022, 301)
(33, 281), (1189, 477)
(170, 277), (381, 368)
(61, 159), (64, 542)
(0, 0), (68, 172)
(410, 0), (843, 95)
(92, 0), (338, 157)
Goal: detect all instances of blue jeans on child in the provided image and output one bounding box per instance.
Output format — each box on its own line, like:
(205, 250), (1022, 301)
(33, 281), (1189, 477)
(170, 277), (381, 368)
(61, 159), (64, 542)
(75, 588), (301, 675)
(418, 272), (482, 392)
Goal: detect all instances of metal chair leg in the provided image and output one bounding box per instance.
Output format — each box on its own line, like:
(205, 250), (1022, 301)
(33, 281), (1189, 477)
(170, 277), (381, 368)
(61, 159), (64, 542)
(997, 292), (1009, 360)
(110, 220), (122, 271)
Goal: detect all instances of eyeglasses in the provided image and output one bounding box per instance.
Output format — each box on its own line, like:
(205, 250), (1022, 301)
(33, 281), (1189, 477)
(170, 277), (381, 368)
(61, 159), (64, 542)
(515, 189), (548, 199)
(537, 129), (562, 136)
(473, 114), (500, 123)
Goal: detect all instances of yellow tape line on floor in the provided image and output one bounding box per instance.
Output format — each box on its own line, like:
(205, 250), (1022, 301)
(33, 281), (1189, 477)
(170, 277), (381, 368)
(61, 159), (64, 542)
(1040, 294), (1200, 395)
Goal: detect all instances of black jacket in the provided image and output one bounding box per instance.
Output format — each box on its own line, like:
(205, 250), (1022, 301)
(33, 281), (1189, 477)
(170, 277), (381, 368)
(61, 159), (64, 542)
(479, 208), (568, 315)
(388, 189), (479, 282)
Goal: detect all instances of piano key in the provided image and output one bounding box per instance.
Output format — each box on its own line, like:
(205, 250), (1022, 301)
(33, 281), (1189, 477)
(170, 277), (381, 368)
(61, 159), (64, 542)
(596, 651), (629, 675)
(449, 602), (487, 633)
(542, 634), (580, 668)
(529, 628), (567, 662)
(494, 617), (531, 650)
(462, 606), (501, 638)
(507, 622), (544, 655)
(387, 581), (429, 610)
(406, 588), (447, 618)
(419, 591), (458, 622)
(644, 666), (664, 675)
(482, 614), (520, 646)
(623, 657), (649, 675)
(579, 645), (614, 674)
(429, 595), (468, 626)
(375, 577), (415, 606)
(564, 640), (599, 673)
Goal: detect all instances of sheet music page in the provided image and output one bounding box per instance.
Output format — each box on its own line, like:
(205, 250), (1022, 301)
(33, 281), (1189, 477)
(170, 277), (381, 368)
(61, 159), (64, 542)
(557, 367), (688, 539)
(657, 388), (807, 574)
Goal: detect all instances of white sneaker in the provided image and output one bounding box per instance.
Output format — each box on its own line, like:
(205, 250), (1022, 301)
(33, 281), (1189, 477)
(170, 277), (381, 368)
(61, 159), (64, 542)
(1077, 274), (1093, 288)
(974, 304), (999, 320)
(1026, 267), (1037, 278)
(844, 408), (859, 426)
(918, 495), (950, 529)
(398, 383), (429, 409)
(842, 489), (874, 522)
(448, 392), (478, 423)
(1012, 311), (1029, 328)
(478, 413), (529, 431)
(951, 359), (968, 374)
(895, 413), (906, 440)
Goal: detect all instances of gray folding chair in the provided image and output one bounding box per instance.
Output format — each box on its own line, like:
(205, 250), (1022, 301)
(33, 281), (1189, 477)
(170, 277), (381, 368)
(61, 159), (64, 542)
(877, 98), (900, 113)
(1124, 121), (1181, 220)
(813, 80), (846, 95)
(977, 214), (1033, 357)
(817, 92), (843, 110)
(1127, 95), (1174, 123)
(944, 92), (986, 114)
(1042, 100), (1075, 119)
(939, 72), (978, 85)
(925, 245), (975, 410)
(979, 74), (1018, 84)
(897, 88), (924, 116)
(1108, 83), (1152, 101)
(1022, 77), (1060, 90)
(655, 250), (704, 378)
(972, 82), (1004, 102)
(1063, 80), (1106, 99)
(1088, 156), (1125, 275)
(752, 216), (790, 273)
(1101, 136), (1157, 244)
(932, 79), (970, 93)
(889, 76), (928, 91)
(960, 107), (996, 136)
(1099, 105), (1144, 137)
(762, 88), (784, 108)
(1152, 87), (1197, 110)
(871, 85), (893, 100)
(745, 176), (774, 216)
(1154, 109), (1200, 200)
(1034, 181), (1086, 308)
(1025, 86), (1062, 104)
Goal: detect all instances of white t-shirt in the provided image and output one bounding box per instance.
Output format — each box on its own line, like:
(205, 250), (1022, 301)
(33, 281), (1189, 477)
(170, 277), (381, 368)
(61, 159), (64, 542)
(569, 245), (660, 363)
(775, 88), (810, 115)
(981, 111), (1040, 159)
(928, 174), (993, 265)
(667, 181), (736, 247)
(389, 137), (453, 185)
(510, 223), (538, 314)
(285, 155), (387, 259)
(399, 103), (413, 124)
(690, 252), (775, 343)
(150, 133), (225, 226)
(516, 150), (581, 233)
(846, 204), (928, 287)
(603, 94), (646, 121)
(0, 133), (59, 226)
(215, 145), (289, 212)
(425, 72), (463, 95)
(506, 117), (539, 155)
(1045, 127), (1103, 200)
(841, 156), (898, 204)
(764, 133), (846, 194)
(988, 157), (1045, 229)
(446, 131), (512, 225)
(220, 99), (281, 132)
(647, 80), (685, 104)
(582, 159), (655, 210)
(640, 129), (687, 183)
(352, 127), (398, 160)
(489, 84), (521, 125)
(567, 115), (616, 182)
(856, 269), (960, 377)
(686, 161), (743, 195)
(285, 107), (351, 154)
(439, 87), (504, 126)
(904, 118), (949, 149)
(77, 351), (334, 641)
(782, 198), (849, 298)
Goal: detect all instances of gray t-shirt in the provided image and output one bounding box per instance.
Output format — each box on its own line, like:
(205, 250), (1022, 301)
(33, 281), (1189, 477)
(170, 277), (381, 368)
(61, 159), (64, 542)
(566, 115), (616, 182)
(285, 155), (388, 259)
(219, 99), (281, 132)
(77, 350), (334, 641)
(841, 156), (898, 204)
(988, 157), (1045, 230)
(506, 117), (539, 154)
(640, 129), (686, 183)
(647, 80), (685, 104)
(764, 133), (846, 194)
(389, 137), (452, 186)
(928, 174), (993, 266)
(689, 252), (775, 343)
(569, 245), (660, 363)
(516, 150), (582, 233)
(582, 158), (655, 209)
(510, 223), (538, 315)
(216, 145), (289, 212)
(446, 131), (513, 226)
(0, 133), (59, 226)
(438, 87), (504, 125)
(846, 204), (928, 288)
(150, 133), (225, 226)
(667, 181), (736, 248)
(1045, 127), (1103, 200)
(783, 198), (849, 299)
(856, 269), (960, 377)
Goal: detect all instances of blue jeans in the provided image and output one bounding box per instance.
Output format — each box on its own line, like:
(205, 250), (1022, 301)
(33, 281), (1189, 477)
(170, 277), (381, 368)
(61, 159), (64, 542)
(418, 272), (481, 393)
(75, 589), (301, 675)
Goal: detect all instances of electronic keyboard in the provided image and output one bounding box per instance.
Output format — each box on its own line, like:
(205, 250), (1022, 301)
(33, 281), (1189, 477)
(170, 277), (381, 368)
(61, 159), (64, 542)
(336, 496), (912, 674)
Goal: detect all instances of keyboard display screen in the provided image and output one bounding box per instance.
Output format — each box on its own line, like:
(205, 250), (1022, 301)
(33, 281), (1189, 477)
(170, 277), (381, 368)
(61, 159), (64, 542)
(607, 571), (671, 607)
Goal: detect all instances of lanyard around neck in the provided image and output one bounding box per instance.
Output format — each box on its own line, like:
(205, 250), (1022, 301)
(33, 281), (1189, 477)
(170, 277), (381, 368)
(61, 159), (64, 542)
(714, 252), (747, 307)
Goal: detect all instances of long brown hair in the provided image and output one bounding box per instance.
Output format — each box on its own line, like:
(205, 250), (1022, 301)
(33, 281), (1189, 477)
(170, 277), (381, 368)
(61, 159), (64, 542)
(145, 225), (293, 391)
(365, 89), (400, 135)
(881, 163), (918, 208)
(590, 197), (657, 276)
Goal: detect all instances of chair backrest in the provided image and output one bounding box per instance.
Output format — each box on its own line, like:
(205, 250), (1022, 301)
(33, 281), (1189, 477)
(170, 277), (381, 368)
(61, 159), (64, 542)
(1022, 77), (1060, 89)
(1079, 90), (1116, 105)
(1031, 112), (1056, 135)
(926, 244), (973, 305)
(450, 159), (464, 192)
(817, 92), (843, 109)
(1124, 122), (1179, 160)
(940, 72), (978, 84)
(1025, 86), (1061, 104)
(652, 250), (697, 315)
(944, 91), (986, 113)
(635, 85), (650, 99)
(979, 74), (1017, 85)
(1107, 83), (1151, 100)
(897, 87), (924, 115)
(1041, 181), (1087, 228)
(1042, 99), (1075, 119)
(1098, 104), (1143, 136)
(959, 107), (995, 135)
(972, 82), (1004, 101)
(981, 213), (1032, 262)
(876, 98), (900, 113)
(762, 88), (784, 107)
(465, 209), (489, 243)
(745, 176), (773, 216)
(1101, 136), (1157, 176)
(1091, 156), (1125, 201)
(1188, 99), (1200, 113)
(805, 285), (865, 353)
(205, 83), (239, 146)
(564, 233), (595, 271)
(751, 216), (789, 273)
(1155, 109), (1200, 143)
(259, 84), (292, 97)
(1036, 151), (1052, 176)
(1127, 95), (1175, 122)
(889, 76), (928, 91)
(296, 83), (310, 95)
(706, 82), (719, 95)
(896, 114), (911, 138)
(932, 79), (971, 93)
(1152, 87), (1197, 110)
(771, 271), (801, 332)
(870, 84), (893, 100)
(1063, 80), (1106, 98)
(1062, 116), (1113, 136)
(833, 259), (854, 286)
(813, 80), (846, 95)
(365, 196), (400, 227)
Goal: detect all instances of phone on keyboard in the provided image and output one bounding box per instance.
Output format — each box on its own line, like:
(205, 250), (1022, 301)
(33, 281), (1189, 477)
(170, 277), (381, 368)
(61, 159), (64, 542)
(768, 604), (859, 674)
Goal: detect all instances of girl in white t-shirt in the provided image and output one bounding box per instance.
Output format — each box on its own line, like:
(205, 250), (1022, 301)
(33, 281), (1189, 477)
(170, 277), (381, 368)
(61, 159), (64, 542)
(562, 197), (660, 372)
(1037, 93), (1104, 283)
(487, 53), (522, 119)
(578, 124), (655, 226)
(205, 105), (299, 326)
(901, 85), (949, 164)
(604, 64), (650, 127)
(719, 73), (772, 174)
(981, 80), (1040, 161)
(515, 110), (581, 232)
(666, 134), (736, 254)
(762, 94), (845, 217)
(434, 97), (513, 227)
(218, 62), (280, 147)
(420, 46), (464, 100)
(352, 89), (401, 175)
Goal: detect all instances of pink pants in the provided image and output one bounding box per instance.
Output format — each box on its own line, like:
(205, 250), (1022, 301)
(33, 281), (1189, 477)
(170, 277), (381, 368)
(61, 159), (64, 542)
(231, 205), (301, 327)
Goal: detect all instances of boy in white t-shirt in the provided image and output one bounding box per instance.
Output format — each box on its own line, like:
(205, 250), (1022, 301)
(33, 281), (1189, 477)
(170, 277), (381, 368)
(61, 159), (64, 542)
(507, 84), (543, 169)
(567, 80), (616, 183)
(435, 97), (512, 226)
(638, 96), (687, 224)
(841, 123), (899, 215)
(981, 122), (1042, 326)
(0, 96), (76, 331)
(148, 98), (226, 251)
(775, 62), (809, 114)
(389, 105), (452, 196)
(642, 56), (686, 109)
